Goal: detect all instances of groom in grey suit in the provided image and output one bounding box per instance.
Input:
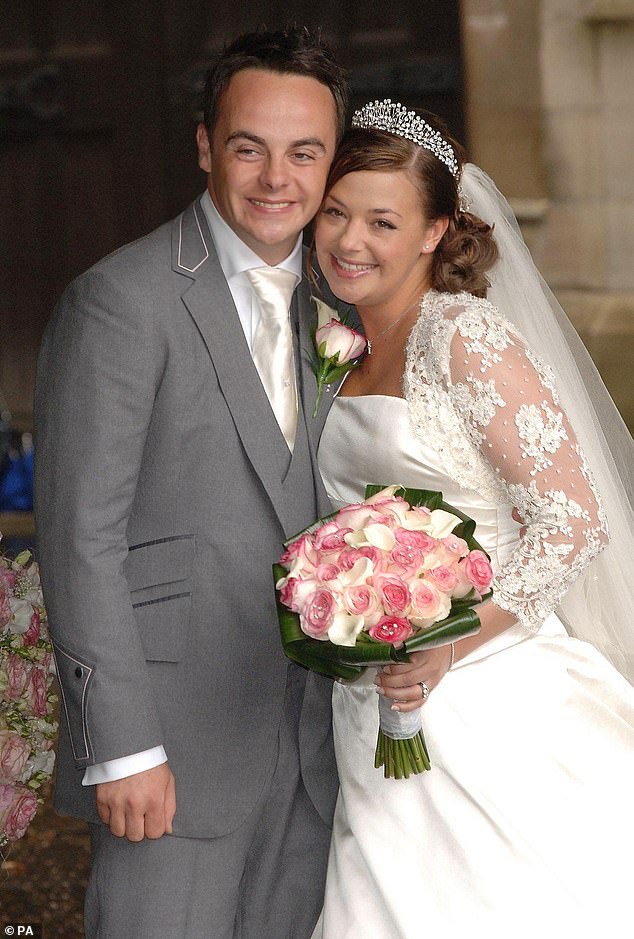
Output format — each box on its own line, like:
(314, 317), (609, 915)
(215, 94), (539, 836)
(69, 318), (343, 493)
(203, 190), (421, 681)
(34, 27), (349, 939)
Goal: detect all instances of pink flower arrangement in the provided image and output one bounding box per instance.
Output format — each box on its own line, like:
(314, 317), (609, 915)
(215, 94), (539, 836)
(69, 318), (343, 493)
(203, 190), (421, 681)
(276, 485), (492, 649)
(275, 485), (493, 778)
(0, 542), (57, 849)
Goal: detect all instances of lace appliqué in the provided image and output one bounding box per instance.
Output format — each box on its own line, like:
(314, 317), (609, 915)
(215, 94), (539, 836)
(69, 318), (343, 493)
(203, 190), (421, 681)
(462, 376), (506, 427)
(525, 348), (560, 404)
(455, 309), (510, 372)
(515, 401), (567, 474)
(404, 291), (508, 506)
(405, 290), (607, 632)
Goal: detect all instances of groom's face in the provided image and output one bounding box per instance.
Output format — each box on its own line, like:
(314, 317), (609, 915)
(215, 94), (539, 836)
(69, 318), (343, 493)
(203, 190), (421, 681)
(197, 68), (338, 265)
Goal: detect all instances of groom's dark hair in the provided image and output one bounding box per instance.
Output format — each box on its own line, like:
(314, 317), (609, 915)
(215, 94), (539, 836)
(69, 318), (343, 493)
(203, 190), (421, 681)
(203, 25), (349, 142)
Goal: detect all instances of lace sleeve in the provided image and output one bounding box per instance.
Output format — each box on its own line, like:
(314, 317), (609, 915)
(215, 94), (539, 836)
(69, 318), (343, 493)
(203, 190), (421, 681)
(444, 300), (609, 630)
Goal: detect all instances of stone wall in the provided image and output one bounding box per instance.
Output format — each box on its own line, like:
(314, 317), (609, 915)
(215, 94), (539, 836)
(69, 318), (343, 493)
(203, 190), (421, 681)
(461, 0), (634, 430)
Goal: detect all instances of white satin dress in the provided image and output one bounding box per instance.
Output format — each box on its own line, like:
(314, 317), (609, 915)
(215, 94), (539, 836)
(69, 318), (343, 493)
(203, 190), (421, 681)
(311, 291), (634, 939)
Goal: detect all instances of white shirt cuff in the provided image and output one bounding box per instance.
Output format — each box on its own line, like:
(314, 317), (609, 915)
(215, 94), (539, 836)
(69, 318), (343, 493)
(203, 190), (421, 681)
(82, 746), (168, 786)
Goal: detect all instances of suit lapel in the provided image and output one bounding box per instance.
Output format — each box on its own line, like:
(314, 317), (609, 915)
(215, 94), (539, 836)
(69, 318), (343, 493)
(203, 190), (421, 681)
(173, 199), (289, 522)
(296, 269), (349, 443)
(295, 273), (342, 518)
(296, 275), (320, 434)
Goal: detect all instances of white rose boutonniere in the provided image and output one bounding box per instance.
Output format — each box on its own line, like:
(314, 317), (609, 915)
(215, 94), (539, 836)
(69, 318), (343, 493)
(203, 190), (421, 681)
(312, 298), (367, 417)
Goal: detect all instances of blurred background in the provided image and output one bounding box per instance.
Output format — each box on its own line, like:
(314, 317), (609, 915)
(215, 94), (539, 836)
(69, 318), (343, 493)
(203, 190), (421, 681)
(1, 1), (633, 935)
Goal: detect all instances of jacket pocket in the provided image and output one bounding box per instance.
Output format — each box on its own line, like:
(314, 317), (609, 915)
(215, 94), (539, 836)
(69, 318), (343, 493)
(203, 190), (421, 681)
(124, 534), (194, 663)
(51, 640), (94, 764)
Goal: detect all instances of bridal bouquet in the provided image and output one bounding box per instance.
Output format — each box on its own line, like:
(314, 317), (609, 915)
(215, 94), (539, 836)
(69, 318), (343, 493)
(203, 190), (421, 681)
(274, 486), (492, 778)
(0, 542), (57, 848)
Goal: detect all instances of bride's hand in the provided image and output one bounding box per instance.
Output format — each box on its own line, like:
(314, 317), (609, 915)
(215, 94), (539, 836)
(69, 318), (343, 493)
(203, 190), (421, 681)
(374, 646), (453, 712)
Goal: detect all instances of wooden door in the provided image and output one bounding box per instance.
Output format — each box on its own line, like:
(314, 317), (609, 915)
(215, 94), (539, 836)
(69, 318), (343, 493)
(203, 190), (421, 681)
(1, 0), (463, 429)
(0, 2), (167, 427)
(162, 0), (465, 217)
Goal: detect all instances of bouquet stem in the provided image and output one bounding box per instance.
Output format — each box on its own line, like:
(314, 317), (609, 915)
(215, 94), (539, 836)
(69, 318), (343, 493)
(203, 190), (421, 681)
(374, 728), (431, 779)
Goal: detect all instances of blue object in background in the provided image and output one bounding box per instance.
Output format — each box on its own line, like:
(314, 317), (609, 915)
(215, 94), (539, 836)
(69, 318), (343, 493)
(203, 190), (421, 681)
(0, 445), (34, 511)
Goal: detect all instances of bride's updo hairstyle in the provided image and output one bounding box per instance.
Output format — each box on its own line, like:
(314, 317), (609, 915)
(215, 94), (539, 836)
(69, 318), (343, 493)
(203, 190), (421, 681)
(321, 116), (499, 297)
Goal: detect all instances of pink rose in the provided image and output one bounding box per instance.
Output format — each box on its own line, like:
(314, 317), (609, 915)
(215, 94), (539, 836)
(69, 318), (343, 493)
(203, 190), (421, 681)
(0, 784), (38, 842)
(40, 650), (53, 675)
(279, 577), (298, 609)
(314, 521), (353, 554)
(6, 655), (29, 701)
(0, 567), (18, 591)
(279, 533), (318, 574)
(0, 587), (11, 630)
(429, 565), (459, 593)
(315, 319), (366, 363)
(24, 667), (48, 718)
(373, 575), (411, 616)
(394, 528), (436, 553)
(368, 616), (413, 645)
(433, 534), (470, 566)
(365, 488), (409, 512)
(316, 563), (340, 582)
(390, 544), (424, 574)
(279, 533), (311, 566)
(280, 535), (319, 580)
(343, 585), (381, 623)
(21, 608), (41, 646)
(463, 550), (493, 594)
(338, 545), (381, 572)
(0, 732), (31, 782)
(410, 580), (451, 626)
(335, 503), (384, 532)
(364, 485), (401, 505)
(441, 534), (469, 559)
(372, 498), (410, 527)
(312, 520), (338, 548)
(300, 589), (337, 638)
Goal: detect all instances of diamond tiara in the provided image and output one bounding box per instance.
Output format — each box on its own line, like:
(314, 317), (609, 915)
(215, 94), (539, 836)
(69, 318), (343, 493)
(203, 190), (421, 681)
(351, 98), (460, 181)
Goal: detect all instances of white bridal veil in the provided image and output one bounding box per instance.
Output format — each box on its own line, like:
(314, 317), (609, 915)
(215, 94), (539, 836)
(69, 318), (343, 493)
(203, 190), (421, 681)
(461, 164), (634, 682)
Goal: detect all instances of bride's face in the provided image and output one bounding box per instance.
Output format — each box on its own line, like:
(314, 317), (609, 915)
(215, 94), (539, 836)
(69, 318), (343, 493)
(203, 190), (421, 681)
(315, 169), (444, 312)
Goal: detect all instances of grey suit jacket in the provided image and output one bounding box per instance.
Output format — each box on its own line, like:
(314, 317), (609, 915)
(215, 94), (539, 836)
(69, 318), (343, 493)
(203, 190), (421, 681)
(34, 196), (339, 838)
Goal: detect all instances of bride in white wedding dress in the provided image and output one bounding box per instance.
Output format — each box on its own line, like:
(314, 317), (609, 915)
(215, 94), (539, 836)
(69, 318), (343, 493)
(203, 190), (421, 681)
(310, 102), (634, 939)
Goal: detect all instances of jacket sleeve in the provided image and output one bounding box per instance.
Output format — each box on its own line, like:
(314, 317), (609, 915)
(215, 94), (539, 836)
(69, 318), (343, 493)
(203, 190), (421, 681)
(34, 268), (168, 767)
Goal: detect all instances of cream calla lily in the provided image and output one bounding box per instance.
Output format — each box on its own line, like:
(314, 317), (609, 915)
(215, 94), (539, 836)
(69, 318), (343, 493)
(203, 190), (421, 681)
(363, 524), (396, 551)
(423, 509), (462, 539)
(338, 557), (374, 586)
(328, 611), (365, 646)
(344, 530), (369, 548)
(365, 485), (402, 504)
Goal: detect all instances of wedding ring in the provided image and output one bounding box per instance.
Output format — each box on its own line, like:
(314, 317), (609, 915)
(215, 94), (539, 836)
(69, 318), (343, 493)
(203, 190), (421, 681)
(419, 681), (431, 700)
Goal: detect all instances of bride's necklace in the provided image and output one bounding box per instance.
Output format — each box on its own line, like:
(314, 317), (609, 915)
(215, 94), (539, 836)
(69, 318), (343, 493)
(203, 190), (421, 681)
(366, 298), (422, 355)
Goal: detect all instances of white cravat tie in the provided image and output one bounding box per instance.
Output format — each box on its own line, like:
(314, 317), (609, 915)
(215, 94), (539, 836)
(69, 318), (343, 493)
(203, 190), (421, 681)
(246, 266), (299, 451)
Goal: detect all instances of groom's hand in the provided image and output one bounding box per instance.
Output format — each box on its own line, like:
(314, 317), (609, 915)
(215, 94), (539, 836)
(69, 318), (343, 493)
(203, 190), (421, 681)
(95, 762), (176, 842)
